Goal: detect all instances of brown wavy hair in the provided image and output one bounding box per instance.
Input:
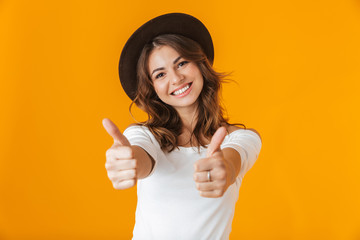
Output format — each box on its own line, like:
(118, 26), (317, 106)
(131, 34), (245, 152)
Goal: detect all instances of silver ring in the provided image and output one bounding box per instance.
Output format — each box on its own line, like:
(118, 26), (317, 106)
(207, 171), (211, 182)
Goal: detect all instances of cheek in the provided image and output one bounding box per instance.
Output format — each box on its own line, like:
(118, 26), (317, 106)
(153, 81), (167, 96)
(188, 65), (203, 82)
(194, 71), (204, 88)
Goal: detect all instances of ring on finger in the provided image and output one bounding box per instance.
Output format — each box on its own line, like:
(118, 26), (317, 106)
(207, 170), (211, 182)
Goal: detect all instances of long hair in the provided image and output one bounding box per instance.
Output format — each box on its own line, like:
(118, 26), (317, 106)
(132, 34), (244, 152)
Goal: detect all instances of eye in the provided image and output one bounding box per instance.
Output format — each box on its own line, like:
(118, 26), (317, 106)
(177, 61), (189, 68)
(155, 72), (165, 79)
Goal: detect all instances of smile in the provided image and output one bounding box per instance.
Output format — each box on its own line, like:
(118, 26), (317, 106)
(171, 83), (192, 96)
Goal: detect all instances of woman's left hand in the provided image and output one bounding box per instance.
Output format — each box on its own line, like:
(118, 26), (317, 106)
(193, 127), (235, 198)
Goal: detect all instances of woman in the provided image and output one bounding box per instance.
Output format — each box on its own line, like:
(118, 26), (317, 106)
(103, 13), (262, 240)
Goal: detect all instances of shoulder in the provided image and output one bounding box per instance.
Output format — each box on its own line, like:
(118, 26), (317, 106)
(226, 125), (262, 142)
(226, 125), (242, 134)
(126, 123), (148, 130)
(246, 128), (262, 142)
(123, 123), (151, 136)
(127, 123), (140, 128)
(123, 124), (160, 147)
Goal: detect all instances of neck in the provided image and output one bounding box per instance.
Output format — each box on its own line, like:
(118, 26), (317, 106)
(174, 104), (201, 147)
(176, 105), (198, 133)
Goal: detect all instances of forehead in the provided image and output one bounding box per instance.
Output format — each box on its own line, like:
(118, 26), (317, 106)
(148, 45), (180, 68)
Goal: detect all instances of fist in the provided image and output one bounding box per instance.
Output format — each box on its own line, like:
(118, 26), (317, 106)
(194, 127), (231, 198)
(103, 118), (137, 190)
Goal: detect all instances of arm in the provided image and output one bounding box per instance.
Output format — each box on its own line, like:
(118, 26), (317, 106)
(247, 128), (262, 142)
(193, 127), (238, 198)
(222, 148), (241, 186)
(194, 126), (261, 198)
(103, 118), (155, 190)
(132, 146), (155, 179)
(223, 125), (262, 182)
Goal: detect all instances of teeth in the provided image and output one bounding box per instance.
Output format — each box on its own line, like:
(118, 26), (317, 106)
(173, 84), (190, 96)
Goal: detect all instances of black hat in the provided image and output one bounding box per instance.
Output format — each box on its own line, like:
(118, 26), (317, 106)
(118, 13), (214, 100)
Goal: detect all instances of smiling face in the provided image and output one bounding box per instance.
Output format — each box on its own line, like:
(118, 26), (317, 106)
(148, 45), (204, 113)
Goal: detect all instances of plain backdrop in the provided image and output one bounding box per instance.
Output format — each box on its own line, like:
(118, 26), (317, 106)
(1, 0), (360, 239)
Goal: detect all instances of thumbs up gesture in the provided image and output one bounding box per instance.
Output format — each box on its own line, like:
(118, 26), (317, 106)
(193, 127), (233, 198)
(102, 118), (137, 190)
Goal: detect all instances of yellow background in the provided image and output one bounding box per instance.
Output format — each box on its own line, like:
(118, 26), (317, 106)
(1, 0), (360, 239)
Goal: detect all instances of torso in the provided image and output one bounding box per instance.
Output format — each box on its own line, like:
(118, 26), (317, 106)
(177, 124), (242, 147)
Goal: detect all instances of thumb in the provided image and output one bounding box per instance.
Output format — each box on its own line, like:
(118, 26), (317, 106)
(206, 127), (227, 157)
(102, 118), (131, 146)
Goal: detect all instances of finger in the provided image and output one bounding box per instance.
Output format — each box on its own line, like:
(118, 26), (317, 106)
(105, 159), (137, 171)
(194, 170), (213, 182)
(194, 170), (227, 182)
(207, 127), (227, 157)
(102, 118), (130, 146)
(113, 179), (136, 190)
(199, 190), (224, 198)
(195, 182), (216, 191)
(194, 158), (213, 172)
(108, 169), (137, 182)
(106, 146), (134, 160)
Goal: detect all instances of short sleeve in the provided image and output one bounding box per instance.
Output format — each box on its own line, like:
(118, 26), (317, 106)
(123, 125), (160, 175)
(221, 129), (262, 179)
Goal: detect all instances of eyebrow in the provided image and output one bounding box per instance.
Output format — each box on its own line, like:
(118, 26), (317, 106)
(151, 67), (164, 76)
(151, 56), (182, 76)
(173, 56), (182, 64)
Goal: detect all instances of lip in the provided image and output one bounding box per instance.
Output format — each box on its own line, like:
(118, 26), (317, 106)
(170, 82), (192, 95)
(171, 82), (193, 98)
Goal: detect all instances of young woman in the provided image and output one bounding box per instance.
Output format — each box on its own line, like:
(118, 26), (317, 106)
(103, 13), (262, 240)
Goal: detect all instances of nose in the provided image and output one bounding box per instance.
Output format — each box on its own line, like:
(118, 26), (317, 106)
(170, 69), (184, 85)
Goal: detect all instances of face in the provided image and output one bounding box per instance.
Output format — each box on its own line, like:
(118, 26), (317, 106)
(148, 45), (204, 113)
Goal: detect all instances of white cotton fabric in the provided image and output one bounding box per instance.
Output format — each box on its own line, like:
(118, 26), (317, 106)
(123, 125), (262, 240)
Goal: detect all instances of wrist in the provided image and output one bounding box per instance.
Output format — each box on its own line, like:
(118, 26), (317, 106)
(224, 157), (236, 186)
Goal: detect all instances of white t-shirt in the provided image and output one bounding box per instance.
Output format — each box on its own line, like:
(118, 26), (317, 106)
(123, 125), (262, 240)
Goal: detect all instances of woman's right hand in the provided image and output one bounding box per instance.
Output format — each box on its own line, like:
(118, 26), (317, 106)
(102, 118), (137, 190)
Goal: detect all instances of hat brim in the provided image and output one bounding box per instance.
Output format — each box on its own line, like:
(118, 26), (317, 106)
(118, 13), (214, 100)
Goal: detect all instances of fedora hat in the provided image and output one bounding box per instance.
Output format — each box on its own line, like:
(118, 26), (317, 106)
(118, 12), (214, 100)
